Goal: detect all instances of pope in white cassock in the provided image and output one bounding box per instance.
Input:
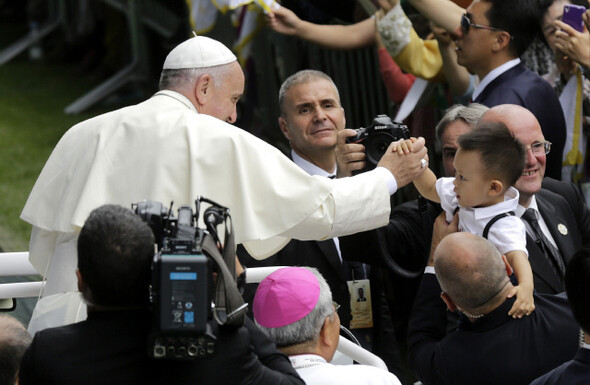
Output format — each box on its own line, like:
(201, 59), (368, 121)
(21, 36), (429, 334)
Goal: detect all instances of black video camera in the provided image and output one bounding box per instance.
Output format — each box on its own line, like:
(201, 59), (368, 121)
(346, 114), (409, 173)
(133, 198), (245, 361)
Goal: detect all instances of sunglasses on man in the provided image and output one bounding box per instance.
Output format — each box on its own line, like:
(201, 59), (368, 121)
(461, 13), (512, 39)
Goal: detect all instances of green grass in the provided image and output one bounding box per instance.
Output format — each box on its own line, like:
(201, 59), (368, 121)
(0, 24), (109, 251)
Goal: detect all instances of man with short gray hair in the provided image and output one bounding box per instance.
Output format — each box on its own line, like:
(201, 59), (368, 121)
(253, 266), (401, 385)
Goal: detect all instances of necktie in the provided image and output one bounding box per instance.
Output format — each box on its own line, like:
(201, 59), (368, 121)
(521, 208), (566, 279)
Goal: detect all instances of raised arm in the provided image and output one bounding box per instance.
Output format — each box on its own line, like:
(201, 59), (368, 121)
(413, 167), (441, 203)
(406, 0), (464, 33)
(375, 0), (446, 81)
(376, 30), (416, 103)
(267, 5), (376, 49)
(430, 23), (471, 96)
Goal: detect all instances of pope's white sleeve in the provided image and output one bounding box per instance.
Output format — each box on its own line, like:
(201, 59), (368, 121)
(282, 169), (392, 240)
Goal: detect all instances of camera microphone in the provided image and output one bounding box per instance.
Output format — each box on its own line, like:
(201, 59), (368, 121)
(204, 207), (226, 248)
(204, 207), (224, 228)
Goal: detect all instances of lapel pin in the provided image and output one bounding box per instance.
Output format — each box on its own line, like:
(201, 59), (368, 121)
(558, 224), (568, 235)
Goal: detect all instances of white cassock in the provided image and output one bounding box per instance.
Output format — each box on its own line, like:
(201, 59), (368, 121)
(21, 90), (392, 333)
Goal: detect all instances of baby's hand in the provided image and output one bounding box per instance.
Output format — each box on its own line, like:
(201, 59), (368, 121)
(391, 138), (416, 155)
(507, 285), (535, 318)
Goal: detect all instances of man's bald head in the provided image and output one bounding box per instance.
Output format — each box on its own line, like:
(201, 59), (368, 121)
(480, 104), (537, 128)
(480, 104), (546, 207)
(434, 233), (511, 312)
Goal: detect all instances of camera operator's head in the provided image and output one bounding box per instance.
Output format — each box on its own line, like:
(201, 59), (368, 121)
(253, 267), (340, 361)
(77, 204), (155, 309)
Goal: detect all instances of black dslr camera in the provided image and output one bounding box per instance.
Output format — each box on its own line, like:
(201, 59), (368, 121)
(134, 198), (240, 361)
(346, 114), (409, 173)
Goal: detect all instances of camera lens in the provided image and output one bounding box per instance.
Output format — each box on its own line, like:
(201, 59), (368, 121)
(365, 132), (396, 166)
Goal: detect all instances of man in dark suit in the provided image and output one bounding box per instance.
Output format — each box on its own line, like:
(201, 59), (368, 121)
(408, 232), (579, 385)
(19, 205), (304, 385)
(239, 69), (356, 327)
(531, 245), (590, 384)
(456, 0), (566, 179)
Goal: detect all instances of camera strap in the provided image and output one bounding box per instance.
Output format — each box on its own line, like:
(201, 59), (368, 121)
(201, 217), (247, 328)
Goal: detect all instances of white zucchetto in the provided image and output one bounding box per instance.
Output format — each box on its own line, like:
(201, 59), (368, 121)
(163, 36), (237, 70)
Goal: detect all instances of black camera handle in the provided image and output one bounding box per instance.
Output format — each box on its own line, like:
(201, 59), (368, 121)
(374, 230), (424, 279)
(197, 198), (247, 328)
(371, 197), (435, 280)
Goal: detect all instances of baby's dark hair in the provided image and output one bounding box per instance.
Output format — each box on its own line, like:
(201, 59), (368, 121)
(458, 121), (525, 187)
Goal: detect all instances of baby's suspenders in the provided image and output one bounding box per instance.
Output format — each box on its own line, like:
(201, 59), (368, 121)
(453, 207), (515, 239)
(482, 212), (515, 239)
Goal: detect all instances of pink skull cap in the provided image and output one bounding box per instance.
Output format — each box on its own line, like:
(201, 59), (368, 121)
(253, 267), (320, 328)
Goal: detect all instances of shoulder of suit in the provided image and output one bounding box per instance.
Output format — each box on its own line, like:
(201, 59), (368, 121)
(541, 178), (577, 197)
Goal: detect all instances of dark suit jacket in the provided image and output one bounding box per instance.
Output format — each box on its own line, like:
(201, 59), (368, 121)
(530, 178), (590, 293)
(339, 197), (442, 383)
(19, 309), (303, 385)
(340, 197), (439, 271)
(339, 198), (441, 328)
(407, 274), (579, 385)
(474, 63), (566, 180)
(530, 347), (590, 385)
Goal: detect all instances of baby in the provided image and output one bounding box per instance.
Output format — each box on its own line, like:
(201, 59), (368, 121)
(397, 121), (534, 318)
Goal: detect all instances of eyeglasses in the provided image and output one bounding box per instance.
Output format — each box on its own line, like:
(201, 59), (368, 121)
(526, 141), (552, 155)
(461, 14), (506, 35)
(328, 301), (341, 318)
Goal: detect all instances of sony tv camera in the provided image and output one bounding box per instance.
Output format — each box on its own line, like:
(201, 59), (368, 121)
(346, 114), (410, 173)
(134, 198), (239, 361)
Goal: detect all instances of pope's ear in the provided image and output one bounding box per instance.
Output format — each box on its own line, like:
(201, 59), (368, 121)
(195, 74), (213, 104)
